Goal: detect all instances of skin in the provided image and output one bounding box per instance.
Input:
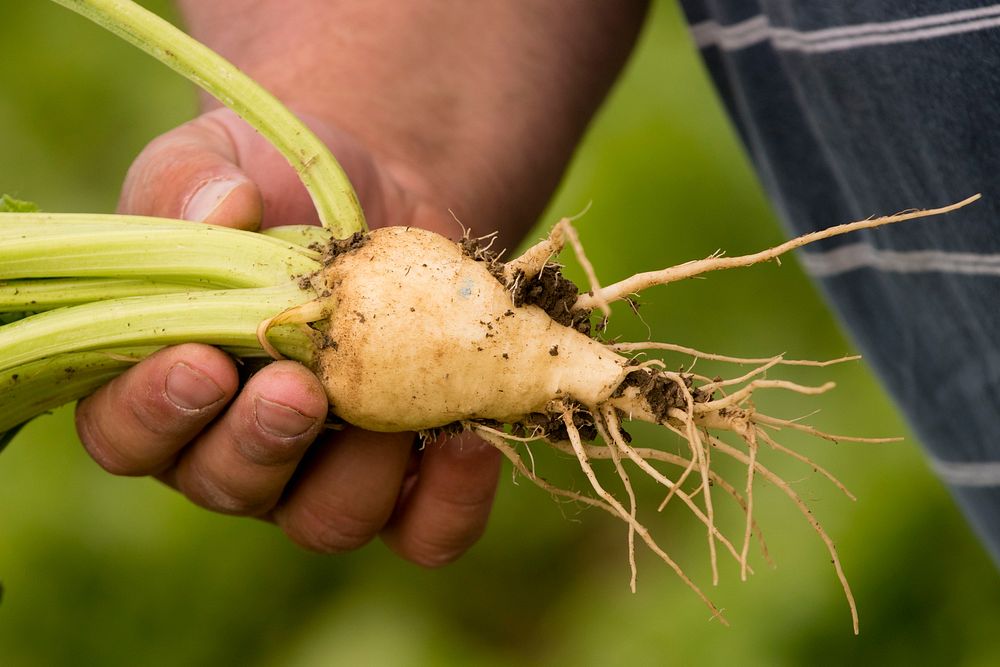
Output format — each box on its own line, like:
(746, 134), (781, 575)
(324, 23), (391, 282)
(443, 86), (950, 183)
(75, 0), (648, 566)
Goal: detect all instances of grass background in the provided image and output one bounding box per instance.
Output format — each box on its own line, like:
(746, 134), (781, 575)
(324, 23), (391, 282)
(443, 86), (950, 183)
(1, 1), (998, 664)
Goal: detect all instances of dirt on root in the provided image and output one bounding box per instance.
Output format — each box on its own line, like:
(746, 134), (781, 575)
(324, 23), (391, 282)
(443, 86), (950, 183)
(513, 406), (598, 443)
(508, 267), (591, 335)
(460, 233), (593, 335)
(320, 231), (368, 265)
(459, 234), (507, 282)
(612, 369), (711, 423)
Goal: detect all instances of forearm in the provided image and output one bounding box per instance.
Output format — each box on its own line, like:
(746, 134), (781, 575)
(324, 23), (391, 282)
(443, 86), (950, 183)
(176, 0), (647, 243)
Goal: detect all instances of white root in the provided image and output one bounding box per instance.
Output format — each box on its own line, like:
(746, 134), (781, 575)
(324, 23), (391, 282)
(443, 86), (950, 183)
(755, 426), (856, 501)
(740, 427), (758, 582)
(501, 220), (565, 284)
(558, 410), (727, 625)
(609, 341), (861, 367)
(754, 413), (902, 444)
(308, 197), (977, 629)
(549, 421), (751, 572)
(576, 194), (981, 310)
(557, 218), (611, 319)
(473, 426), (614, 515)
(697, 355), (783, 394)
(467, 336), (875, 629)
(256, 298), (327, 360)
(593, 413), (638, 591)
(662, 372), (720, 586)
(702, 380), (835, 414)
(708, 434), (860, 635)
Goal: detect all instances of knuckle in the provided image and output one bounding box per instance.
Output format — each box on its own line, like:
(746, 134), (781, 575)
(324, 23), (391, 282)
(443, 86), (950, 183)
(122, 123), (227, 216)
(399, 515), (487, 568)
(184, 473), (267, 516)
(75, 405), (140, 476)
(126, 395), (181, 438)
(440, 487), (497, 513)
(284, 503), (381, 555)
(137, 132), (174, 163)
(234, 430), (312, 469)
(403, 537), (468, 569)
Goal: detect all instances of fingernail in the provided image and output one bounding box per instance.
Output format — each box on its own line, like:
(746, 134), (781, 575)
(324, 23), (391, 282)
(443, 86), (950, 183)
(182, 177), (242, 222)
(254, 397), (316, 438)
(165, 363), (226, 410)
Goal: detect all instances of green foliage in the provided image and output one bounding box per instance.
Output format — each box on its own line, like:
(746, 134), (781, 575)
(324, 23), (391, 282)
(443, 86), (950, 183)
(0, 1), (998, 665)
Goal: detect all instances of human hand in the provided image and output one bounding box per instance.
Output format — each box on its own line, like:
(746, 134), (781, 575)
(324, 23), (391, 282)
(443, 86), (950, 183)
(75, 0), (645, 563)
(75, 108), (502, 566)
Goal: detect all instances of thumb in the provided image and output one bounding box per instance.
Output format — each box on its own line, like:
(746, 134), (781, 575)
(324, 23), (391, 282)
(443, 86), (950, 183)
(118, 113), (263, 230)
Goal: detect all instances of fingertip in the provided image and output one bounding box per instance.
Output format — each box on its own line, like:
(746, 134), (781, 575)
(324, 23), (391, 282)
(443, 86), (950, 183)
(247, 360), (329, 422)
(118, 116), (262, 230)
(182, 177), (263, 230)
(76, 344), (240, 476)
(161, 343), (242, 399)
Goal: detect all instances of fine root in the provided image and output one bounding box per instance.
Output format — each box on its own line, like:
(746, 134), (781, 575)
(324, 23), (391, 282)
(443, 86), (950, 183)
(474, 359), (865, 632)
(575, 194), (980, 310)
(467, 198), (981, 631)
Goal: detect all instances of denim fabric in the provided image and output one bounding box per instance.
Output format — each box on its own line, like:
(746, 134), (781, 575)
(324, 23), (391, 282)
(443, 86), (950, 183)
(679, 1), (1000, 563)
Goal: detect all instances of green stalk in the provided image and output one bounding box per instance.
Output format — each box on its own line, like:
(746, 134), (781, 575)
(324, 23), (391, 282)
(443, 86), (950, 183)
(0, 1), (369, 450)
(0, 217), (336, 311)
(0, 213), (324, 287)
(262, 225), (341, 249)
(50, 0), (366, 237)
(0, 347), (159, 437)
(0, 343), (279, 443)
(0, 283), (318, 374)
(0, 278), (212, 312)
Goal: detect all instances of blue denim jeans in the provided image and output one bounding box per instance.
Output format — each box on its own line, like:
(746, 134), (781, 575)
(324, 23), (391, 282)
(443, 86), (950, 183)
(681, 1), (1000, 563)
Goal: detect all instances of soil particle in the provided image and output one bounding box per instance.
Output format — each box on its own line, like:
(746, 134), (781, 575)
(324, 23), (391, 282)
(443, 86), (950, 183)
(322, 231), (367, 265)
(514, 404), (597, 443)
(316, 331), (338, 351)
(420, 420), (475, 443)
(612, 369), (707, 423)
(508, 267), (592, 335)
(459, 233), (506, 282)
(461, 233), (591, 334)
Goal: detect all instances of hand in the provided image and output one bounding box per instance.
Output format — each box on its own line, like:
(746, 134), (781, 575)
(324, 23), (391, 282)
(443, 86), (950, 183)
(75, 0), (646, 563)
(75, 108), (502, 566)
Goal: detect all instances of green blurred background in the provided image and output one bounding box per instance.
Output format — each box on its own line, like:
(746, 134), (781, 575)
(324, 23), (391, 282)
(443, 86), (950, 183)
(1, 1), (998, 665)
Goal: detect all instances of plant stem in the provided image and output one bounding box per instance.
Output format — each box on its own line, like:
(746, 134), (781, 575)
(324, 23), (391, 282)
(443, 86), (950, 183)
(0, 278), (212, 312)
(0, 344), (272, 438)
(0, 213), (323, 287)
(262, 225), (341, 249)
(49, 0), (366, 237)
(0, 283), (317, 373)
(0, 347), (158, 435)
